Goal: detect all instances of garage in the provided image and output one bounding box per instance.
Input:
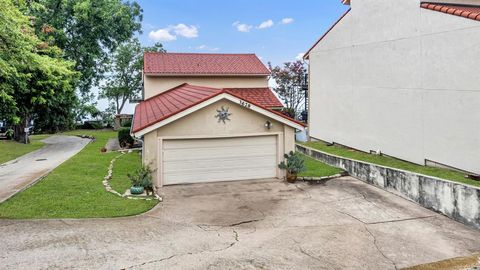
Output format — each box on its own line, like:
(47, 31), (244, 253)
(162, 136), (278, 185)
(132, 84), (305, 188)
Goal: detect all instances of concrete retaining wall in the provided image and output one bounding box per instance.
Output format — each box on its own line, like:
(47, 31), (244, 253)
(297, 144), (480, 229)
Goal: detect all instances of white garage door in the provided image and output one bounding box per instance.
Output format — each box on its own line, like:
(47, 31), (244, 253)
(162, 136), (277, 185)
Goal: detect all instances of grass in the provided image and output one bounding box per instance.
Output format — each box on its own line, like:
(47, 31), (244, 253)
(109, 151), (142, 194)
(0, 134), (51, 164)
(0, 129), (157, 219)
(298, 154), (344, 178)
(301, 141), (480, 187)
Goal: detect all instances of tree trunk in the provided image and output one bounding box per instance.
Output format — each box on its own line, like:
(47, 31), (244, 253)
(14, 116), (30, 144)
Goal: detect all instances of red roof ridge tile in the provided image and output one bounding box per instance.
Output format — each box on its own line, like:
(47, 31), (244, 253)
(421, 2), (480, 21)
(144, 52), (258, 56)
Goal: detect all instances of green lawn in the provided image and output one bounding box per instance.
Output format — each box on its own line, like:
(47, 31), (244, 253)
(109, 151), (142, 194)
(301, 141), (480, 187)
(299, 154), (344, 178)
(0, 129), (157, 219)
(0, 134), (50, 164)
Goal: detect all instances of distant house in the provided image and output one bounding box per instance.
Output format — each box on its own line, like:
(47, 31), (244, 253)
(305, 0), (480, 174)
(132, 53), (304, 187)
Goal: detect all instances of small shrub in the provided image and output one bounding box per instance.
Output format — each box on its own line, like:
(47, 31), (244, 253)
(5, 128), (14, 140)
(278, 151), (305, 176)
(83, 121), (103, 130)
(118, 127), (134, 148)
(127, 165), (153, 195)
(121, 120), (132, 128)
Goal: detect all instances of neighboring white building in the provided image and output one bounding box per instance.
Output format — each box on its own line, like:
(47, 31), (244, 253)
(305, 0), (480, 174)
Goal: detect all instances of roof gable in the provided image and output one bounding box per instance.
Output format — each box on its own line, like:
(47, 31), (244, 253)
(144, 53), (270, 76)
(132, 84), (303, 135)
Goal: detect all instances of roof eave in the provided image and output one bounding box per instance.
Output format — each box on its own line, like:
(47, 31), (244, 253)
(144, 73), (270, 77)
(132, 92), (305, 137)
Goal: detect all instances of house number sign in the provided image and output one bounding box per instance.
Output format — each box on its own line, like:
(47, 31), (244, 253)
(239, 100), (251, 108)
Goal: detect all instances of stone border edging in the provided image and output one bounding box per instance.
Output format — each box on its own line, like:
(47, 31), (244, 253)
(296, 144), (480, 229)
(103, 151), (162, 201)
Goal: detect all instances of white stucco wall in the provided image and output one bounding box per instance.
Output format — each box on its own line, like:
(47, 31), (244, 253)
(308, 0), (480, 173)
(143, 75), (268, 99)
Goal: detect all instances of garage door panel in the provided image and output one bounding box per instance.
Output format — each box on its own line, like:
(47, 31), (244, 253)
(163, 155), (277, 173)
(162, 136), (278, 185)
(164, 167), (277, 185)
(163, 144), (276, 161)
(163, 136), (275, 149)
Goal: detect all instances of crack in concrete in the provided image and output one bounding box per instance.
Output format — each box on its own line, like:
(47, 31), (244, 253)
(335, 209), (401, 269)
(367, 215), (436, 225)
(232, 229), (239, 241)
(365, 226), (398, 270)
(123, 242), (237, 269)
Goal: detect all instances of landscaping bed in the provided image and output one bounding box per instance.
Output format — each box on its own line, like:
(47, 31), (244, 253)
(301, 141), (479, 187)
(0, 130), (157, 219)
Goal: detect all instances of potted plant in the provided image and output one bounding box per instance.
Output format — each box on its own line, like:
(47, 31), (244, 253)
(127, 166), (152, 195)
(278, 151), (305, 183)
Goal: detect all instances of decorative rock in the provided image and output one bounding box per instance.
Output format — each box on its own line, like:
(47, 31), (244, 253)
(102, 151), (162, 202)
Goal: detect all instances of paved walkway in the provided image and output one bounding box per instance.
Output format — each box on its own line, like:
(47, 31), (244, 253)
(0, 135), (90, 203)
(0, 177), (479, 269)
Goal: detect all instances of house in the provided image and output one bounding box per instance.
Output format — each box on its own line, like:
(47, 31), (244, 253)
(132, 53), (305, 187)
(304, 0), (480, 174)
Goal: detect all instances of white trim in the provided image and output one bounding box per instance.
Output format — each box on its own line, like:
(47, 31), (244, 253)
(157, 133), (282, 187)
(133, 93), (304, 137)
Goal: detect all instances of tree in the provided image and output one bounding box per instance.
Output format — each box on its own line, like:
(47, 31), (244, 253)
(100, 39), (142, 114)
(21, 0), (143, 100)
(269, 61), (307, 119)
(0, 0), (77, 143)
(100, 40), (166, 114)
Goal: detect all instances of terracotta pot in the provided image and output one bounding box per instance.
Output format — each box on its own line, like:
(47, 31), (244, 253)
(286, 172), (297, 183)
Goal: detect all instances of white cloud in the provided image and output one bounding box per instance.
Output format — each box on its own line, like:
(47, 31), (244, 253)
(295, 53), (305, 61)
(257, 19), (274, 29)
(149, 23), (198, 41)
(280, 18), (294, 25)
(196, 45), (219, 51)
(148, 28), (176, 42)
(172, 23), (198, 38)
(233, 21), (253, 32)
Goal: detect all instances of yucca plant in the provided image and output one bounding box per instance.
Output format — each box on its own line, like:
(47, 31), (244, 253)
(278, 151), (305, 183)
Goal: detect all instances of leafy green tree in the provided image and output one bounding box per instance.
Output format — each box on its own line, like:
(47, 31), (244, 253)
(21, 0), (143, 99)
(0, 0), (77, 142)
(100, 39), (142, 114)
(100, 40), (166, 114)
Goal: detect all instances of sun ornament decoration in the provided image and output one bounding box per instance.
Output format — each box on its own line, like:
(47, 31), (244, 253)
(215, 106), (232, 124)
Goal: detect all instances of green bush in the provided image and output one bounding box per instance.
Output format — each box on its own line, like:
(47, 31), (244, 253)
(121, 120), (132, 127)
(83, 121), (103, 129)
(118, 127), (134, 148)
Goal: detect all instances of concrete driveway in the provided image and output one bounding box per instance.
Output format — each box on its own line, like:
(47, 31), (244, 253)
(1, 177), (479, 269)
(0, 135), (90, 203)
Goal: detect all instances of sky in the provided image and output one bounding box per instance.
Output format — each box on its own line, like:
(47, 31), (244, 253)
(98, 0), (349, 114)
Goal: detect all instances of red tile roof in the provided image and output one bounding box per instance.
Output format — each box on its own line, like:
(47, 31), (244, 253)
(132, 84), (303, 133)
(224, 88), (283, 108)
(144, 52), (270, 75)
(421, 2), (480, 21)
